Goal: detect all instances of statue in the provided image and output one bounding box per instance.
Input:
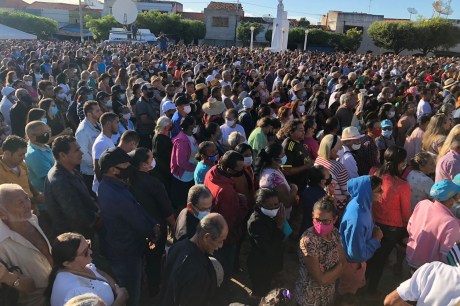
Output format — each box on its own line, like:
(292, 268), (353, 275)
(271, 0), (289, 52)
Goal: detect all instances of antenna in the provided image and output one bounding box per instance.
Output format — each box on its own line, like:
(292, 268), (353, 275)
(432, 0), (454, 18)
(262, 14), (274, 23)
(112, 0), (138, 26)
(407, 7), (418, 20)
(368, 0), (372, 13)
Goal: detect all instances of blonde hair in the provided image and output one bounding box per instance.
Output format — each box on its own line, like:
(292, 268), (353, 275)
(422, 113), (448, 152)
(318, 134), (342, 160)
(438, 124), (460, 160)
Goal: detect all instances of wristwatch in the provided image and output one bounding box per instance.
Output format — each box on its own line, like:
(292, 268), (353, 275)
(12, 276), (20, 288)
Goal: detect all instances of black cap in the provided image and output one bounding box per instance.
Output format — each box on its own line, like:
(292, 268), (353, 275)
(99, 147), (131, 174)
(75, 86), (91, 96)
(96, 91), (111, 101)
(111, 85), (124, 95)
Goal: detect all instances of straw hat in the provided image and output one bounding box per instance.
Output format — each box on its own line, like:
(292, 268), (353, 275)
(444, 78), (457, 89)
(341, 126), (364, 141)
(293, 83), (305, 92)
(202, 98), (226, 116)
(195, 83), (207, 91)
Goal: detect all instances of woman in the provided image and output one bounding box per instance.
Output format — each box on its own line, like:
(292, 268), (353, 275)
(255, 143), (298, 219)
(396, 102), (416, 147)
(38, 98), (71, 137)
(277, 106), (292, 127)
(129, 148), (175, 293)
(247, 188), (285, 296)
(151, 116), (173, 193)
(407, 152), (435, 211)
(437, 124), (460, 161)
(56, 73), (71, 103)
(194, 141), (218, 184)
(234, 142), (256, 210)
(112, 105), (134, 145)
(295, 196), (345, 306)
(248, 117), (274, 160)
(97, 73), (111, 94)
(421, 113), (450, 158)
(291, 100), (305, 119)
(404, 114), (430, 162)
(114, 67), (129, 91)
(366, 146), (411, 293)
(204, 122), (225, 157)
(304, 117), (319, 160)
(23, 75), (39, 103)
(170, 115), (198, 212)
(5, 71), (17, 87)
(378, 102), (396, 123)
(314, 134), (350, 218)
(46, 233), (128, 306)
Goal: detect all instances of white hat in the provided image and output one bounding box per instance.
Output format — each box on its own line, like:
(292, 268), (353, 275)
(341, 126), (364, 141)
(162, 101), (176, 113)
(1, 86), (15, 97)
(205, 75), (215, 83)
(242, 97), (253, 109)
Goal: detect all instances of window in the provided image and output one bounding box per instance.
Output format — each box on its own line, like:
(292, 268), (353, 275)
(212, 17), (229, 28)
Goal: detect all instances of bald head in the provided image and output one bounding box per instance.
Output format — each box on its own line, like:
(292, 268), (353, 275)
(197, 213), (228, 240)
(0, 184), (26, 210)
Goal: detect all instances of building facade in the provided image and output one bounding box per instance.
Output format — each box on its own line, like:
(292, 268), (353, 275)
(102, 0), (183, 16)
(203, 1), (243, 47)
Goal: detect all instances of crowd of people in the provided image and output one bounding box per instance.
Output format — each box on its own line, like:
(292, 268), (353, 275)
(0, 39), (460, 306)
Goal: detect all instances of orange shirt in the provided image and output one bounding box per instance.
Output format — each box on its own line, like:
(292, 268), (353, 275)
(0, 158), (33, 198)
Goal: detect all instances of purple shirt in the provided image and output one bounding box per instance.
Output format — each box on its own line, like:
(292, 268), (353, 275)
(435, 150), (460, 182)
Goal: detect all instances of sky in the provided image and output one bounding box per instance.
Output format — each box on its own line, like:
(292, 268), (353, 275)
(23, 0), (460, 24)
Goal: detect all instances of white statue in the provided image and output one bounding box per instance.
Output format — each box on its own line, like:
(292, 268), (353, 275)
(271, 0), (289, 52)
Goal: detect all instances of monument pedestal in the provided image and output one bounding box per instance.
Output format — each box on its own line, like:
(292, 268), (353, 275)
(270, 0), (289, 52)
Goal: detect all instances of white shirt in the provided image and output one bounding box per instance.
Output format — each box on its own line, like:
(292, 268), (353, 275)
(220, 123), (246, 147)
(417, 99), (432, 119)
(406, 170), (434, 211)
(338, 146), (359, 179)
(0, 96), (13, 135)
(50, 264), (114, 306)
(91, 133), (115, 193)
(397, 261), (460, 306)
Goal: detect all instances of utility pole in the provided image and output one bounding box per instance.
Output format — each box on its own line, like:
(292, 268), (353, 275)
(234, 0), (239, 46)
(79, 0), (84, 42)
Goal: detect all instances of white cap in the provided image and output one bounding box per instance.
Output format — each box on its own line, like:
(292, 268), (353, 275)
(242, 97), (253, 109)
(205, 75), (215, 83)
(1, 86), (15, 97)
(162, 101), (176, 114)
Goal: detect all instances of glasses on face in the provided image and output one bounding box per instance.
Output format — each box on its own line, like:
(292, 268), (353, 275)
(382, 127), (393, 131)
(313, 218), (334, 225)
(77, 239), (91, 257)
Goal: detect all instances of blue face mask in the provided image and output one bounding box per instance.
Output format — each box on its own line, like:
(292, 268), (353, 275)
(207, 154), (218, 163)
(41, 118), (48, 124)
(197, 209), (210, 220)
(382, 130), (392, 138)
(106, 100), (112, 107)
(51, 105), (58, 116)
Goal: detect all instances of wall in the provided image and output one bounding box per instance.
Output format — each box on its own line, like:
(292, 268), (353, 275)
(204, 7), (238, 42)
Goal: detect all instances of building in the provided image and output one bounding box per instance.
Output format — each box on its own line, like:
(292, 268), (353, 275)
(102, 0), (183, 16)
(203, 1), (243, 46)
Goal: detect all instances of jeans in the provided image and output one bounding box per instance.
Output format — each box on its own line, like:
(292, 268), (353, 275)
(109, 256), (142, 306)
(365, 223), (405, 292)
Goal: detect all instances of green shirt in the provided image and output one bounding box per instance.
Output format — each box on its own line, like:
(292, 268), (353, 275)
(248, 127), (268, 159)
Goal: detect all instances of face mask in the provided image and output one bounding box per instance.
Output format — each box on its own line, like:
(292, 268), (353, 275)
(192, 126), (198, 134)
(25, 81), (33, 86)
(260, 207), (279, 218)
(230, 169), (244, 177)
(382, 130), (392, 138)
(388, 111), (395, 118)
(207, 154), (218, 163)
(280, 155), (287, 165)
(184, 105), (192, 114)
(197, 209), (210, 220)
(274, 97), (281, 103)
(301, 91), (307, 98)
(36, 132), (50, 143)
(313, 220), (334, 237)
(226, 120), (235, 127)
(115, 165), (134, 180)
(298, 105), (305, 113)
(351, 143), (361, 150)
(288, 114), (294, 120)
(372, 128), (382, 137)
(51, 105), (58, 116)
(40, 118), (48, 124)
(154, 64), (159, 69)
(319, 103), (326, 110)
(271, 113), (278, 119)
(123, 113), (131, 120)
(106, 100), (112, 107)
(88, 93), (94, 100)
(244, 156), (253, 167)
(187, 77), (192, 82)
(150, 158), (156, 170)
(58, 93), (67, 99)
(120, 94), (126, 100)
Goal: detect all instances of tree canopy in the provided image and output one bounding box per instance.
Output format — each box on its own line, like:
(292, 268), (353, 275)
(237, 22), (264, 46)
(0, 9), (57, 39)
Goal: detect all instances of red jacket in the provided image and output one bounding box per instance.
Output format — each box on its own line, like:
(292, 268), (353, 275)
(204, 165), (248, 245)
(372, 174), (411, 227)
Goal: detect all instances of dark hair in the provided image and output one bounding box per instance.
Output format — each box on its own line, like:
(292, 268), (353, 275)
(255, 188), (278, 207)
(254, 143), (283, 178)
(45, 232), (84, 302)
(100, 112), (118, 126)
(221, 150), (244, 171)
(27, 108), (46, 123)
(277, 119), (303, 139)
(234, 143), (253, 155)
(130, 147), (151, 169)
(119, 130), (140, 144)
(52, 135), (76, 160)
(38, 98), (53, 115)
(377, 146), (407, 177)
(2, 135), (27, 153)
(307, 165), (327, 186)
(323, 117), (339, 135)
(312, 196), (338, 217)
(258, 105), (272, 118)
(204, 122), (219, 139)
(83, 101), (99, 116)
(180, 115), (196, 131)
(56, 73), (67, 85)
(370, 175), (382, 190)
(196, 141), (215, 161)
(38, 80), (52, 92)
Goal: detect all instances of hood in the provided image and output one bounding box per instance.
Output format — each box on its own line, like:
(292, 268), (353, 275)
(206, 165), (234, 187)
(347, 175), (373, 209)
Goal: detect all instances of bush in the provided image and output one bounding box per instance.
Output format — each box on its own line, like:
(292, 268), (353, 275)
(0, 9), (57, 39)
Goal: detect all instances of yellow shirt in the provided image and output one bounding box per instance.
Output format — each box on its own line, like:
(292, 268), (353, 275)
(0, 158), (33, 198)
(0, 215), (52, 306)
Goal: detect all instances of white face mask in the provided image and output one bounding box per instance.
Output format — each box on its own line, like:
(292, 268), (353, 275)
(298, 105), (305, 113)
(260, 207), (279, 218)
(192, 126), (198, 134)
(58, 93), (67, 99)
(388, 111), (395, 118)
(25, 81), (33, 87)
(280, 155), (287, 165)
(150, 158), (156, 170)
(319, 103), (326, 110)
(187, 77), (192, 82)
(120, 94), (126, 100)
(184, 105), (192, 114)
(226, 120), (235, 127)
(244, 156), (253, 167)
(288, 114), (294, 120)
(122, 113), (131, 120)
(274, 97), (281, 103)
(351, 143), (361, 150)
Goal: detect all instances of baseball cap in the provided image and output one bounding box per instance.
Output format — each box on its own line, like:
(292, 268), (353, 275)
(429, 180), (460, 202)
(99, 147), (131, 174)
(96, 91), (111, 101)
(162, 101), (176, 113)
(381, 119), (393, 128)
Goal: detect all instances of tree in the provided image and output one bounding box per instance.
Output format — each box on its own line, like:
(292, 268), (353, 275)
(0, 9), (57, 39)
(237, 22), (263, 46)
(342, 27), (363, 52)
(298, 17), (310, 28)
(368, 21), (415, 54)
(180, 20), (206, 44)
(265, 29), (273, 42)
(85, 15), (121, 41)
(414, 17), (460, 55)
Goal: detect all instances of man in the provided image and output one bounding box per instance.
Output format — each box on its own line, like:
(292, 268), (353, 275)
(220, 70), (232, 88)
(175, 184), (213, 242)
(384, 243), (460, 306)
(435, 140), (460, 182)
(335, 92), (359, 131)
(160, 84), (176, 115)
(264, 66), (276, 93)
(10, 88), (31, 138)
(356, 119), (381, 175)
(24, 121), (54, 193)
(338, 127), (364, 179)
(118, 130), (140, 153)
(75, 101), (102, 193)
(220, 109), (246, 148)
(92, 112), (118, 194)
(0, 86), (16, 135)
(98, 147), (158, 306)
(136, 83), (160, 148)
(0, 184), (52, 306)
(204, 150), (248, 284)
(37, 80), (54, 100)
(416, 88), (432, 119)
(406, 180), (460, 270)
(45, 135), (99, 238)
(170, 94), (192, 138)
(160, 213), (228, 306)
(238, 97), (255, 137)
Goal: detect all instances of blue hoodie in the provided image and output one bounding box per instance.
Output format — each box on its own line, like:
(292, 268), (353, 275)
(339, 176), (381, 262)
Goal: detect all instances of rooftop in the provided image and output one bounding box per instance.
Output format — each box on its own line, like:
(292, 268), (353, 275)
(207, 1), (242, 11)
(180, 12), (205, 22)
(26, 1), (100, 10)
(0, 0), (28, 8)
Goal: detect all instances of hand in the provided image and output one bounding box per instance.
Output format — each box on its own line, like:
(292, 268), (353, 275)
(373, 226), (383, 242)
(63, 127), (73, 135)
(114, 284), (129, 303)
(0, 262), (8, 282)
(275, 203), (285, 229)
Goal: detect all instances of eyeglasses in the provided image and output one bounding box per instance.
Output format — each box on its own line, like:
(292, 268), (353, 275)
(382, 127), (393, 131)
(313, 218), (334, 225)
(77, 239), (91, 257)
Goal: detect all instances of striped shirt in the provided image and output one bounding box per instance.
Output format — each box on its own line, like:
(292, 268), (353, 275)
(314, 156), (350, 210)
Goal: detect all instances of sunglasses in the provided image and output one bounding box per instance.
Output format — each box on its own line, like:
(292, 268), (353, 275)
(77, 239), (91, 257)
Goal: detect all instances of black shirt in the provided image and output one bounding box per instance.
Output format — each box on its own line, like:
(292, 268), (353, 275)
(151, 133), (173, 189)
(174, 208), (200, 243)
(282, 137), (310, 192)
(10, 101), (28, 138)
